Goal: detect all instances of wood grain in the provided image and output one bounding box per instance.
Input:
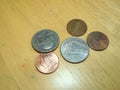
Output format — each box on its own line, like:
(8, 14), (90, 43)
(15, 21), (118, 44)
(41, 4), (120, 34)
(0, 0), (120, 90)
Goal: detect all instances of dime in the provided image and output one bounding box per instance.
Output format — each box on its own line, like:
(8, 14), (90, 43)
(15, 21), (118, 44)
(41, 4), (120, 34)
(67, 19), (87, 36)
(32, 29), (59, 52)
(87, 31), (109, 51)
(35, 52), (59, 74)
(61, 37), (89, 63)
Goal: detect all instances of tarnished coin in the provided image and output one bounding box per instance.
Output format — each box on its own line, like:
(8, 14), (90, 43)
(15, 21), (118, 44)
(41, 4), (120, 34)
(61, 37), (89, 63)
(87, 31), (109, 51)
(32, 29), (59, 52)
(35, 52), (59, 74)
(67, 19), (87, 36)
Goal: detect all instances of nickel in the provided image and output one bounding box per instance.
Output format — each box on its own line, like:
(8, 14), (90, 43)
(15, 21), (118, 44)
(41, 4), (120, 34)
(61, 37), (89, 63)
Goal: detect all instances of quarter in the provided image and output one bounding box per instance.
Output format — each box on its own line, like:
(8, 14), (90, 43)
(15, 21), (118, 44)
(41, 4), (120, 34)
(32, 29), (60, 52)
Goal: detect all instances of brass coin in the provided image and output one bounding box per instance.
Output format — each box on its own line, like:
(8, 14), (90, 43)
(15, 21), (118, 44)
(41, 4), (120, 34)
(67, 19), (87, 36)
(87, 31), (109, 51)
(35, 52), (59, 74)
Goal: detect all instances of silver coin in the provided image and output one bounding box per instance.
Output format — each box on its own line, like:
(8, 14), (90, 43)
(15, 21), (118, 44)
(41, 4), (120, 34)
(32, 29), (59, 52)
(61, 37), (89, 63)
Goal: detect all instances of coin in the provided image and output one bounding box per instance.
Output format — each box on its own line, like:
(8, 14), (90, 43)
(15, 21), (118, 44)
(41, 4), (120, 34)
(87, 31), (109, 51)
(35, 52), (59, 74)
(67, 19), (87, 36)
(32, 29), (60, 52)
(61, 37), (89, 63)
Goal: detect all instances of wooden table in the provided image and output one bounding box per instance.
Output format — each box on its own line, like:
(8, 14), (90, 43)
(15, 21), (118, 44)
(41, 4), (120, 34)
(0, 0), (120, 90)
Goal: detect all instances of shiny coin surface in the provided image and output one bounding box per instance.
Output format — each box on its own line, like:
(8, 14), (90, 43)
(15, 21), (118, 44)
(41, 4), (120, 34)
(87, 31), (109, 51)
(61, 37), (89, 63)
(67, 19), (87, 36)
(32, 29), (59, 52)
(35, 52), (59, 74)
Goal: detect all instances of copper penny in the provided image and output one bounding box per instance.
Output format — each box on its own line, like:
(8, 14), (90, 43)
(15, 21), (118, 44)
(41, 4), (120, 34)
(35, 52), (59, 74)
(87, 31), (109, 51)
(67, 19), (87, 36)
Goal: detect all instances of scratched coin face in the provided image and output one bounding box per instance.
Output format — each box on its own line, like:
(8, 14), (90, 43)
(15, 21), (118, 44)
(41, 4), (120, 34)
(32, 29), (59, 52)
(35, 52), (59, 74)
(67, 19), (87, 36)
(87, 31), (109, 51)
(61, 37), (89, 63)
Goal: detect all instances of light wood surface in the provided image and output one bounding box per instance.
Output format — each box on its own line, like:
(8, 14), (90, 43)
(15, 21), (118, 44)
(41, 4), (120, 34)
(0, 0), (120, 90)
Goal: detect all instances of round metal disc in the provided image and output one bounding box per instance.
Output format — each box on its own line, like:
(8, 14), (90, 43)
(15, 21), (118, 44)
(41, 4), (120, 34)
(32, 29), (60, 52)
(67, 19), (87, 36)
(35, 52), (59, 74)
(87, 31), (109, 51)
(61, 37), (89, 63)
